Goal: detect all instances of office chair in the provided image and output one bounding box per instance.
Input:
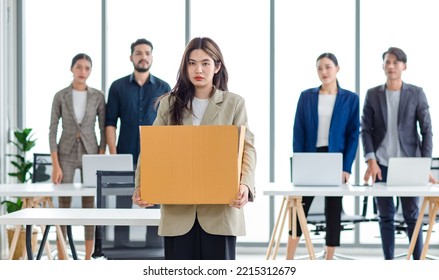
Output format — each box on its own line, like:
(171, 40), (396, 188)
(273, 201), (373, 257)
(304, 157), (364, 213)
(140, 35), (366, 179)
(92, 170), (164, 260)
(31, 153), (53, 209)
(307, 196), (370, 234)
(32, 153), (52, 183)
(303, 196), (371, 259)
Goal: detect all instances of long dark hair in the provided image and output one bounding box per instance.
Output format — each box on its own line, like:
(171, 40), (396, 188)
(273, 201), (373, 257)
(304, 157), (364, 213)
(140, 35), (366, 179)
(168, 37), (228, 125)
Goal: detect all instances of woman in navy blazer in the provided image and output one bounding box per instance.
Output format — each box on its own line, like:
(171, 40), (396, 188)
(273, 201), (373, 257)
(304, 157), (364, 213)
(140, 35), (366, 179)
(287, 53), (359, 260)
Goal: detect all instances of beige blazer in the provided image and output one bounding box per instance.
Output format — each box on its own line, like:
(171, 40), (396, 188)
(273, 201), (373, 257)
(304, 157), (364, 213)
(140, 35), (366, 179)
(135, 89), (256, 236)
(49, 85), (106, 155)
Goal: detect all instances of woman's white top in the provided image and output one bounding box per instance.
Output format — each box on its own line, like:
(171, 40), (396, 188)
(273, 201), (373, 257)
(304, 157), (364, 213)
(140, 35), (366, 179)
(316, 94), (337, 147)
(72, 89), (87, 124)
(192, 97), (209, 126)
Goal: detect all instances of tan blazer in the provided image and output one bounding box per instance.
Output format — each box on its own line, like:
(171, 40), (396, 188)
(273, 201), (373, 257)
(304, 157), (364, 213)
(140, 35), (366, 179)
(49, 85), (106, 155)
(135, 89), (256, 236)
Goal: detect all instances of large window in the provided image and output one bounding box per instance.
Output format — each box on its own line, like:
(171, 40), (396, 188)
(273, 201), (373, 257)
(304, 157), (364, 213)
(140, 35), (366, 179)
(106, 0), (184, 93)
(191, 0), (271, 243)
(274, 0), (356, 181)
(21, 1), (439, 248)
(359, 0), (439, 244)
(25, 0), (102, 154)
(106, 0), (184, 150)
(275, 0), (357, 243)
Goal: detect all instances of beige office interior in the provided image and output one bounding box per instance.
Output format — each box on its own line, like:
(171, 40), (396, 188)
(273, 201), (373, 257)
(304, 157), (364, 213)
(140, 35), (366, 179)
(1, 0), (439, 260)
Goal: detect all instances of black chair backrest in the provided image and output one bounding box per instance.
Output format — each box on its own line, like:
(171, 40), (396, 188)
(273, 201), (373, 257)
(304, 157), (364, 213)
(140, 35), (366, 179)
(32, 153), (52, 183)
(93, 170), (164, 260)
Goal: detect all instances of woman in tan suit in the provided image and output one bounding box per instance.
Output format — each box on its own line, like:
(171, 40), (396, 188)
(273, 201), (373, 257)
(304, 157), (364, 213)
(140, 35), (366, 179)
(49, 53), (106, 259)
(133, 37), (256, 260)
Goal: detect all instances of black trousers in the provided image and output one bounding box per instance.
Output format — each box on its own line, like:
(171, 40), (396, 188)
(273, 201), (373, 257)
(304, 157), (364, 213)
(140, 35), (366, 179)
(291, 196), (342, 246)
(164, 217), (236, 260)
(289, 147), (343, 246)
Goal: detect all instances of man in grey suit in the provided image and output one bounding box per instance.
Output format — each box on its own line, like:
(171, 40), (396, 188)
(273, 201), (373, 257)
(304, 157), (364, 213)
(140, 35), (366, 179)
(361, 47), (436, 260)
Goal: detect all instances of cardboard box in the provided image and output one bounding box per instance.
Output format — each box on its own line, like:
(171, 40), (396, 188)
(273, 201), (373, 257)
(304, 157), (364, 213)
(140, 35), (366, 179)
(140, 125), (246, 204)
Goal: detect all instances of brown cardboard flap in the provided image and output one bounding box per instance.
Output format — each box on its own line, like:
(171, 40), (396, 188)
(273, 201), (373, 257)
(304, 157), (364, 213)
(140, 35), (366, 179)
(237, 125), (246, 184)
(140, 125), (245, 204)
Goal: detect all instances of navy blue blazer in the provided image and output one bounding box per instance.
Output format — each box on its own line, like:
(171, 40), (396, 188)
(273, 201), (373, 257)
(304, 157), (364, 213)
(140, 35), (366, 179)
(293, 86), (360, 173)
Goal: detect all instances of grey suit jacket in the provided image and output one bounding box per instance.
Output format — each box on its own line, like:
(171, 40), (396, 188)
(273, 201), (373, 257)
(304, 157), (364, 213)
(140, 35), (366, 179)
(361, 82), (433, 159)
(135, 88), (257, 236)
(49, 85), (106, 155)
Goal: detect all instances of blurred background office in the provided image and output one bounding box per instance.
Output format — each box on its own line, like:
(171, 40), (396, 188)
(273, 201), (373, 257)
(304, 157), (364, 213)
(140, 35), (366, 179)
(1, 0), (439, 258)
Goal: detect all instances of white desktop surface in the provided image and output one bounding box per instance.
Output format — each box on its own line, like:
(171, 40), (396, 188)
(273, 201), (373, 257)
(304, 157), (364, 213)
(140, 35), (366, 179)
(262, 182), (439, 197)
(0, 208), (161, 226)
(0, 183), (95, 197)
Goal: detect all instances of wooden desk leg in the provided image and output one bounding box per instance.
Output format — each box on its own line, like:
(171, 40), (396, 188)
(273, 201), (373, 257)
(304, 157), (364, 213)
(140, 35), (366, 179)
(6, 197), (34, 260)
(55, 225), (69, 260)
(10, 197), (55, 260)
(273, 197), (293, 259)
(407, 197), (428, 260)
(7, 225), (21, 260)
(266, 196), (316, 260)
(293, 197), (316, 260)
(420, 198), (439, 259)
(266, 196), (288, 260)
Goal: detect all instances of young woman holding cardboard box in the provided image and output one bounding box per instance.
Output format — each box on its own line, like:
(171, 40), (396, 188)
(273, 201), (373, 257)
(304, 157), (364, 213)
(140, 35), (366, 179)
(132, 37), (256, 260)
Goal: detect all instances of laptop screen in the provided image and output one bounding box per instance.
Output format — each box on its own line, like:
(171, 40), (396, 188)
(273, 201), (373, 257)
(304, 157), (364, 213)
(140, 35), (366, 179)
(82, 154), (133, 187)
(386, 157), (431, 186)
(291, 153), (343, 186)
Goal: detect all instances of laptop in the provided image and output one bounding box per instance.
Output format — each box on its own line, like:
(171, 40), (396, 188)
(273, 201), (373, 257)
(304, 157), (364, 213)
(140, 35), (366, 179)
(291, 152), (343, 186)
(386, 157), (431, 186)
(82, 154), (133, 187)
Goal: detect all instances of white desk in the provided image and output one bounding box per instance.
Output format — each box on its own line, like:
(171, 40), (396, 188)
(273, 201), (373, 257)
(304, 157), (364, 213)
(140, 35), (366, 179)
(0, 183), (95, 197)
(263, 183), (439, 197)
(0, 183), (95, 259)
(263, 182), (439, 260)
(0, 208), (160, 226)
(0, 208), (161, 260)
